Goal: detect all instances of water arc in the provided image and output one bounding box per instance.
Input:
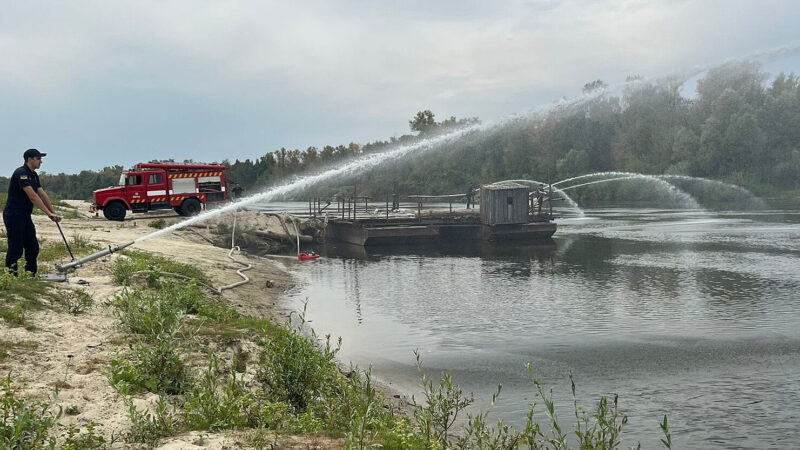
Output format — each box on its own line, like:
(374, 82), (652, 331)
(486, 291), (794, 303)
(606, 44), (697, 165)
(555, 171), (764, 210)
(657, 175), (767, 210)
(555, 172), (701, 209)
(491, 179), (584, 215)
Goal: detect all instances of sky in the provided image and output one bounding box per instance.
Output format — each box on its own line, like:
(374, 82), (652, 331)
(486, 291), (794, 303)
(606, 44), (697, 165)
(2, 0), (800, 174)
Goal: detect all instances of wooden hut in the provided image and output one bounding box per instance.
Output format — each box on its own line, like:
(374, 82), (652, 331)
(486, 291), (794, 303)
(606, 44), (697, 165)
(480, 182), (529, 225)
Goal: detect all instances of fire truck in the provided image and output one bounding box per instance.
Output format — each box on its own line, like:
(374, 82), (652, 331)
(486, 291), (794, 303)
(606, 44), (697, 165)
(92, 163), (230, 221)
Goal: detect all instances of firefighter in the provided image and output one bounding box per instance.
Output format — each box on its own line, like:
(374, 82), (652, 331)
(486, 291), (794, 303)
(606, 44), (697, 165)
(232, 183), (245, 199)
(391, 182), (400, 211)
(465, 183), (475, 209)
(3, 149), (62, 276)
(535, 184), (546, 214)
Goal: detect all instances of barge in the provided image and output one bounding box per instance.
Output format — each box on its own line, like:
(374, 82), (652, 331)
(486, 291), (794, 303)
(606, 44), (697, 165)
(325, 182), (556, 246)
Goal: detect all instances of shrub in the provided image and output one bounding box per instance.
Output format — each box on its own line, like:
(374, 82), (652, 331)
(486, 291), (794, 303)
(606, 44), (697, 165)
(111, 251), (206, 286)
(107, 287), (184, 337)
(149, 218), (166, 229)
(124, 396), (178, 446)
(412, 350), (474, 447)
(0, 375), (60, 449)
(59, 288), (94, 314)
(61, 422), (109, 449)
(108, 333), (190, 395)
(183, 357), (295, 432)
(256, 314), (342, 412)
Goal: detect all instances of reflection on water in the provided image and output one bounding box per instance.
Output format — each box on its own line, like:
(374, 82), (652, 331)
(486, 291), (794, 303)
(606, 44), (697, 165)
(283, 208), (800, 448)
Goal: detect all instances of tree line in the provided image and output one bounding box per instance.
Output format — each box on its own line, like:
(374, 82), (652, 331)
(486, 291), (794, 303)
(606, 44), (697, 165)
(2, 61), (798, 202)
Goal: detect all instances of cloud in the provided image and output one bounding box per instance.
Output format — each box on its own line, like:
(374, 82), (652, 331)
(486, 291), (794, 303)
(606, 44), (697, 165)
(1, 0), (800, 173)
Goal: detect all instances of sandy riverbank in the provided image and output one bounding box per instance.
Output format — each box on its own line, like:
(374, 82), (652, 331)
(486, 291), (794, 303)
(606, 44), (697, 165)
(1, 201), (345, 448)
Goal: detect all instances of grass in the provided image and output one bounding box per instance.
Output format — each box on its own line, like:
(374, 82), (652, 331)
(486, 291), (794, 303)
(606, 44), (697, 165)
(111, 250), (208, 286)
(57, 288), (94, 314)
(28, 197), (80, 219)
(0, 269), (95, 328)
(148, 218), (166, 229)
(0, 271), (51, 329)
(38, 233), (101, 263)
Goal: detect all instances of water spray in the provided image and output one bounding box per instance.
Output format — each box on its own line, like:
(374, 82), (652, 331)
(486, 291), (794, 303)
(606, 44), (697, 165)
(48, 122), (487, 276)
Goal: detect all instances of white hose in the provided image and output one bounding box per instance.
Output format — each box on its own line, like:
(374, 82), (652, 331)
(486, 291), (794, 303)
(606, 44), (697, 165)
(231, 209), (237, 249)
(292, 220), (300, 255)
(217, 210), (251, 293)
(217, 246), (251, 293)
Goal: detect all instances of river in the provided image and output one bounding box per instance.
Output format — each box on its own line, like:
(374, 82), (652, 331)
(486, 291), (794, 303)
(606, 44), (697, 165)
(276, 207), (800, 448)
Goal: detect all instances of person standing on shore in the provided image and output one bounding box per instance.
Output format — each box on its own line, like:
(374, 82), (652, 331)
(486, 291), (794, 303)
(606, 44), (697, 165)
(231, 183), (245, 199)
(3, 149), (62, 276)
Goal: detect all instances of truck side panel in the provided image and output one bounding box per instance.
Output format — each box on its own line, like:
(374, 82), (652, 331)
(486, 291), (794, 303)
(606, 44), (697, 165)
(170, 178), (197, 194)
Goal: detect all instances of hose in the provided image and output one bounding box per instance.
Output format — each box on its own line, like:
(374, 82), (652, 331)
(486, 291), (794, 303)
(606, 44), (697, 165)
(217, 209), (252, 293)
(292, 221), (300, 256)
(216, 246), (252, 293)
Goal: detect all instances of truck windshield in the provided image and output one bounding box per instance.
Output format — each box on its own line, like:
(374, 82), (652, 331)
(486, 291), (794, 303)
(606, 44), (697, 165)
(118, 174), (125, 186)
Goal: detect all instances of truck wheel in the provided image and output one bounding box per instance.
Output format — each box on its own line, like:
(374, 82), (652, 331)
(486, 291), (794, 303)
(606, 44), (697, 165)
(103, 201), (127, 221)
(173, 206), (183, 216)
(179, 198), (202, 216)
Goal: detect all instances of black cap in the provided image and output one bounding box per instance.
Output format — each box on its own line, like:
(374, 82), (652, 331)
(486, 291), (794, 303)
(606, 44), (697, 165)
(23, 148), (47, 160)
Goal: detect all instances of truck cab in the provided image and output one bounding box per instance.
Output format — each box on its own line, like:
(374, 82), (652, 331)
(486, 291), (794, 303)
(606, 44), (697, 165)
(93, 163), (230, 221)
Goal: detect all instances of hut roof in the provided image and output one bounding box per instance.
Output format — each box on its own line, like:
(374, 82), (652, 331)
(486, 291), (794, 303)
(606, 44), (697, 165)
(482, 181), (528, 190)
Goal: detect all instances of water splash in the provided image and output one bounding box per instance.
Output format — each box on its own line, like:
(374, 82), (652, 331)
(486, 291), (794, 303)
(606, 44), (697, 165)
(556, 171), (701, 209)
(659, 175), (767, 210)
(491, 179), (584, 215)
(555, 171), (764, 210)
(136, 123), (485, 243)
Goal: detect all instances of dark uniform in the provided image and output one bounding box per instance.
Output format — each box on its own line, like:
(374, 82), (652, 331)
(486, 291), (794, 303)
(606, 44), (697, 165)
(232, 185), (244, 199)
(3, 165), (42, 275)
(536, 186), (545, 214)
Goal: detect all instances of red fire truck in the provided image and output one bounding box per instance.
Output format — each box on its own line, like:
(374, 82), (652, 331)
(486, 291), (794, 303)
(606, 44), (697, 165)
(92, 163), (230, 221)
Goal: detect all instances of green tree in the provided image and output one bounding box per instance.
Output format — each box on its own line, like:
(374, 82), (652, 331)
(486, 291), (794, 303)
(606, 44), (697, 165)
(409, 110), (438, 135)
